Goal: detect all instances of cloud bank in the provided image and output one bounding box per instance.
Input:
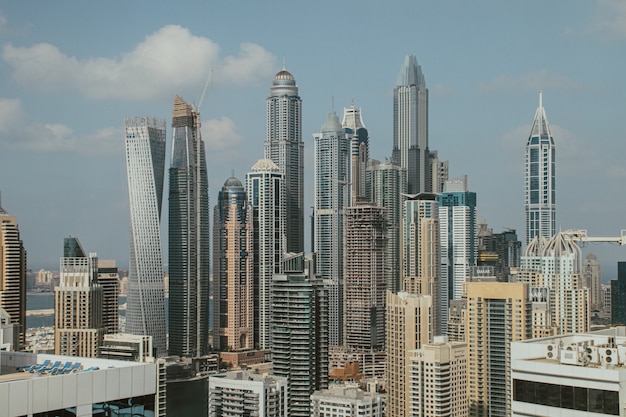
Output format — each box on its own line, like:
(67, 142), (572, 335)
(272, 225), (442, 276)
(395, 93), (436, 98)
(2, 25), (276, 100)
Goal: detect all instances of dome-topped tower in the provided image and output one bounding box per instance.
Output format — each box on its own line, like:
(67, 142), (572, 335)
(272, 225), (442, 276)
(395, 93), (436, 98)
(270, 65), (298, 96)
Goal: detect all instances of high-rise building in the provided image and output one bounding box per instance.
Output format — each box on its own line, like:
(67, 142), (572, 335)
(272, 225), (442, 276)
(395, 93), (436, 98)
(385, 291), (432, 417)
(367, 159), (407, 293)
(408, 336), (468, 417)
(402, 193), (440, 335)
(246, 158), (285, 350)
(438, 175), (477, 328)
(344, 203), (386, 351)
(466, 282), (531, 417)
(271, 253), (328, 417)
(603, 283), (612, 317)
(168, 95), (210, 358)
(314, 111), (351, 347)
(525, 91), (556, 245)
(583, 253), (602, 310)
(0, 200), (26, 347)
(213, 177), (254, 352)
(97, 259), (119, 335)
(392, 55), (430, 195)
(311, 385), (385, 417)
(265, 66), (303, 254)
(54, 237), (104, 357)
(611, 262), (626, 326)
(342, 102), (369, 204)
(124, 116), (167, 357)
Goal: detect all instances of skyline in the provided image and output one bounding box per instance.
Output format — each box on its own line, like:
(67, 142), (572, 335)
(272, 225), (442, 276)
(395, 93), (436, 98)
(1, 2), (625, 276)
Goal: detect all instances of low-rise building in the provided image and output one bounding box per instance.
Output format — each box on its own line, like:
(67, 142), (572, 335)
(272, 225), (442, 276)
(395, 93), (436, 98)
(311, 384), (385, 417)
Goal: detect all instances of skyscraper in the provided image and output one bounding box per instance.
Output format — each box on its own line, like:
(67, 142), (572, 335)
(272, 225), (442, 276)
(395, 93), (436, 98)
(525, 91), (556, 244)
(54, 237), (104, 357)
(0, 199), (26, 347)
(125, 116), (167, 357)
(265, 66), (304, 254)
(97, 259), (120, 335)
(583, 253), (602, 310)
(344, 203), (386, 350)
(342, 102), (369, 204)
(611, 262), (626, 326)
(213, 177), (254, 352)
(168, 95), (210, 358)
(246, 158), (285, 350)
(392, 55), (430, 195)
(314, 111), (351, 347)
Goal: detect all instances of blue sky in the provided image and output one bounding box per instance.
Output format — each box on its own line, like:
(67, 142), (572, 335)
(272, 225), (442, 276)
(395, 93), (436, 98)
(1, 1), (625, 277)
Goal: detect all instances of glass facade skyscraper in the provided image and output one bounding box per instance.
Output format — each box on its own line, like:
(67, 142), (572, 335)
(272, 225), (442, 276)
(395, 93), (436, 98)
(169, 95), (210, 357)
(124, 116), (167, 357)
(525, 91), (556, 245)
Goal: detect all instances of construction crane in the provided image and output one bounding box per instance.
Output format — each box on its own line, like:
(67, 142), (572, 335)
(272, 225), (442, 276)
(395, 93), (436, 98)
(561, 229), (626, 246)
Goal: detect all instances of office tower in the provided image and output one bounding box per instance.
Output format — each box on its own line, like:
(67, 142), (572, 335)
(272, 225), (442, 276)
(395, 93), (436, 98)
(385, 291), (432, 417)
(0, 200), (26, 347)
(271, 253), (328, 417)
(392, 55), (430, 194)
(408, 336), (468, 417)
(311, 385), (385, 417)
(246, 159), (285, 350)
(466, 282), (531, 417)
(342, 102), (369, 204)
(344, 203), (386, 350)
(611, 262), (626, 326)
(439, 176), (477, 309)
(520, 232), (589, 334)
(213, 177), (254, 352)
(430, 151), (449, 193)
(209, 370), (288, 417)
(367, 159), (407, 293)
(525, 91), (556, 244)
(603, 283), (612, 316)
(403, 193), (440, 334)
(124, 116), (167, 357)
(54, 237), (104, 357)
(97, 259), (119, 334)
(265, 65), (303, 254)
(169, 95), (210, 358)
(583, 253), (602, 310)
(314, 111), (351, 347)
(511, 327), (626, 416)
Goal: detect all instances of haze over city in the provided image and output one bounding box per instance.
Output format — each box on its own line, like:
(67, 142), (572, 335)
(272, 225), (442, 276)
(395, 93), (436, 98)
(0, 0), (625, 275)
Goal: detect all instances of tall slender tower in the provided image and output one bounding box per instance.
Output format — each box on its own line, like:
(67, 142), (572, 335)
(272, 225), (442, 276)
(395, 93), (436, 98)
(0, 199), (26, 347)
(246, 159), (286, 350)
(213, 177), (254, 352)
(314, 111), (351, 347)
(124, 116), (167, 357)
(265, 66), (304, 254)
(169, 95), (210, 358)
(342, 102), (369, 204)
(525, 91), (556, 244)
(392, 55), (430, 195)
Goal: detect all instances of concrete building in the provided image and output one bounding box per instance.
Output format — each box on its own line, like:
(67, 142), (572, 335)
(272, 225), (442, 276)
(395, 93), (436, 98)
(408, 336), (468, 417)
(342, 102), (369, 205)
(447, 299), (466, 342)
(99, 333), (153, 363)
(603, 283), (612, 317)
(583, 253), (603, 310)
(54, 237), (104, 358)
(0, 351), (164, 417)
(329, 346), (386, 381)
(344, 203), (386, 351)
(97, 259), (119, 335)
(0, 200), (26, 347)
(511, 326), (626, 416)
(311, 384), (385, 417)
(385, 291), (432, 417)
(466, 282), (532, 417)
(124, 116), (167, 357)
(265, 65), (304, 255)
(611, 262), (626, 326)
(213, 177), (254, 352)
(208, 370), (288, 417)
(246, 158), (285, 350)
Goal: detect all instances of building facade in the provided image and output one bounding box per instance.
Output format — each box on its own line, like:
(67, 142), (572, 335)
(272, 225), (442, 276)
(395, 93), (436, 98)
(313, 111), (351, 347)
(583, 253), (602, 310)
(0, 200), (26, 347)
(97, 259), (119, 335)
(311, 385), (385, 417)
(342, 102), (369, 204)
(124, 116), (167, 357)
(265, 66), (304, 254)
(525, 91), (556, 245)
(168, 95), (210, 358)
(246, 158), (286, 350)
(213, 177), (254, 352)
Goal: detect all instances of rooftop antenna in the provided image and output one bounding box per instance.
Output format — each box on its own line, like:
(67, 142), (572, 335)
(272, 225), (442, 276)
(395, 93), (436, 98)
(231, 169), (235, 178)
(282, 56), (286, 70)
(539, 90), (543, 109)
(332, 96), (335, 113)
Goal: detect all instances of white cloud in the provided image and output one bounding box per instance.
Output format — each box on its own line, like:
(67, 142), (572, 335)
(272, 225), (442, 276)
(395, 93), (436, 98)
(589, 0), (626, 40)
(0, 15), (7, 33)
(2, 25), (276, 100)
(0, 98), (121, 154)
(477, 70), (585, 94)
(201, 116), (243, 152)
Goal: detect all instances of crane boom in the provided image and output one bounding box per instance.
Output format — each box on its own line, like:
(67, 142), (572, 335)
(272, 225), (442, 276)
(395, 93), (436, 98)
(561, 229), (626, 246)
